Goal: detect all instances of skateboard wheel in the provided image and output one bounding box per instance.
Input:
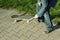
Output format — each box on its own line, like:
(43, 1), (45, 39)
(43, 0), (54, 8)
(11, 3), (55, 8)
(14, 20), (17, 23)
(27, 20), (29, 23)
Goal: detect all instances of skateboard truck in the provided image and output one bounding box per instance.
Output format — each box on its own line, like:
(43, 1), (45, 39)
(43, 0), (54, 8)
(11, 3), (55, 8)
(27, 17), (34, 23)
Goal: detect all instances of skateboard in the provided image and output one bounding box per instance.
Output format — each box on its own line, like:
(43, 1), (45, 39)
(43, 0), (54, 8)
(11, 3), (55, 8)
(12, 15), (34, 23)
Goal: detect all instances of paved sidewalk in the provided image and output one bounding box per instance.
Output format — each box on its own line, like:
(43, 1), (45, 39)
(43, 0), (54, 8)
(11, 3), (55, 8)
(0, 8), (60, 40)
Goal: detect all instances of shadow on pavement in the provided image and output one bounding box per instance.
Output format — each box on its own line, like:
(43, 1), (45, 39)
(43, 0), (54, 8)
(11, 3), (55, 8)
(11, 15), (18, 18)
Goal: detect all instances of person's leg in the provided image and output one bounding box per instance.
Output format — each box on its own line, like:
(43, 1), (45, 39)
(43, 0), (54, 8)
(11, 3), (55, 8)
(44, 11), (53, 33)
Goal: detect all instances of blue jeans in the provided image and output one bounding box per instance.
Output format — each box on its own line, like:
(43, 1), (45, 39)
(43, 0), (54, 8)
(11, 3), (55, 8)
(36, 0), (53, 31)
(44, 11), (53, 30)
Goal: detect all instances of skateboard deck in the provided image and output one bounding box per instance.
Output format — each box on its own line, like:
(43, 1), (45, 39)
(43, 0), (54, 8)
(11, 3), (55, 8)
(14, 17), (34, 23)
(12, 15), (34, 23)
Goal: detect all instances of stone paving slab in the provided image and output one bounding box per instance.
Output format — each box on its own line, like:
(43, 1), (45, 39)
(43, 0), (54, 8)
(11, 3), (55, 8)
(0, 8), (60, 40)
